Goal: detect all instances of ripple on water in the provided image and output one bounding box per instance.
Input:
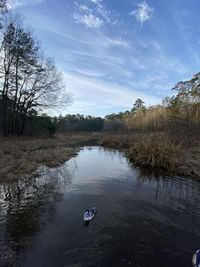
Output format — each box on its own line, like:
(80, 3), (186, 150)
(0, 146), (200, 267)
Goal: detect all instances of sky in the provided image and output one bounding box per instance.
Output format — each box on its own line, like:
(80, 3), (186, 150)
(7, 0), (200, 117)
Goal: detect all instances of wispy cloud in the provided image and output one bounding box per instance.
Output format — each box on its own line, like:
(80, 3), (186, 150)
(7, 0), (42, 9)
(73, 1), (103, 29)
(7, 0), (24, 9)
(70, 67), (104, 78)
(62, 71), (161, 116)
(73, 0), (112, 29)
(103, 37), (131, 49)
(130, 1), (154, 25)
(73, 12), (103, 29)
(89, 0), (111, 23)
(79, 5), (92, 12)
(89, 0), (102, 4)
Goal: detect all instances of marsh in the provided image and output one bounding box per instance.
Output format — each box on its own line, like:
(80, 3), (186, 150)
(1, 146), (200, 267)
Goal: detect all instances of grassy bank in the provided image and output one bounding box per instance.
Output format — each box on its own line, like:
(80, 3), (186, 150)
(100, 132), (200, 178)
(1, 131), (199, 181)
(0, 133), (100, 181)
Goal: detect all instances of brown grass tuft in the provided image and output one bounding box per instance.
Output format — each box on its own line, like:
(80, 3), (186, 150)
(129, 134), (183, 170)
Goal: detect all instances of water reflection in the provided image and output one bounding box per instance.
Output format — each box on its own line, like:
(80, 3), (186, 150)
(134, 163), (200, 215)
(0, 163), (74, 266)
(0, 146), (200, 267)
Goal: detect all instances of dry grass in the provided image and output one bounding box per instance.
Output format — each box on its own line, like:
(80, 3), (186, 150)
(100, 134), (137, 149)
(100, 132), (200, 178)
(129, 134), (183, 170)
(1, 131), (199, 181)
(0, 132), (100, 181)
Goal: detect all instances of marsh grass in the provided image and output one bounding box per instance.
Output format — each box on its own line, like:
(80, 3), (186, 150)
(129, 134), (183, 170)
(100, 132), (200, 177)
(0, 133), (100, 181)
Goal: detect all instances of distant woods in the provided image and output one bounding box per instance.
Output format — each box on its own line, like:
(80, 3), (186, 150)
(54, 73), (200, 135)
(105, 73), (200, 132)
(0, 11), (67, 136)
(54, 73), (200, 134)
(54, 114), (104, 132)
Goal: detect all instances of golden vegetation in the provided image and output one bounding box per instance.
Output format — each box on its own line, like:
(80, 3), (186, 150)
(128, 134), (182, 170)
(102, 73), (200, 178)
(100, 133), (200, 178)
(0, 133), (100, 181)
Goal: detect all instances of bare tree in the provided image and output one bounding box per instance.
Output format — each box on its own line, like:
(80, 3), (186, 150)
(0, 14), (68, 135)
(14, 56), (65, 134)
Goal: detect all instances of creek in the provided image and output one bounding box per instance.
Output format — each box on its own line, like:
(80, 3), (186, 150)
(0, 146), (200, 266)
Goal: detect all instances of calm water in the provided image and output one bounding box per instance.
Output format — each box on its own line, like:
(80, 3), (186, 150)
(1, 146), (200, 267)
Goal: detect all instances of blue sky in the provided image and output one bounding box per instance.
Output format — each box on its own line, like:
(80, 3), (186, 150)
(7, 0), (200, 116)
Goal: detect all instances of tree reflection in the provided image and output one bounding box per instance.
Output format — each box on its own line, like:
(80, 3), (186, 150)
(132, 162), (200, 215)
(0, 163), (74, 266)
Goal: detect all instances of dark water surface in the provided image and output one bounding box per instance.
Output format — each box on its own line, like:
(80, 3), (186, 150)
(1, 146), (200, 267)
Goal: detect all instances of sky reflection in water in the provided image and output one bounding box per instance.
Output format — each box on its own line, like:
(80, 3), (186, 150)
(0, 146), (200, 267)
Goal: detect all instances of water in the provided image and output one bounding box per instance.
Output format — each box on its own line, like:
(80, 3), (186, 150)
(0, 146), (200, 267)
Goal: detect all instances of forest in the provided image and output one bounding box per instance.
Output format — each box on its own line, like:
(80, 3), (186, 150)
(27, 73), (200, 136)
(104, 73), (200, 133)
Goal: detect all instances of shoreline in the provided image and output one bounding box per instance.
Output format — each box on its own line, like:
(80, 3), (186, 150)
(0, 133), (100, 182)
(1, 131), (199, 182)
(99, 132), (200, 179)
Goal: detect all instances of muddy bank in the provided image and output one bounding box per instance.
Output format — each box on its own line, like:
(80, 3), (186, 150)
(0, 133), (100, 181)
(99, 133), (200, 178)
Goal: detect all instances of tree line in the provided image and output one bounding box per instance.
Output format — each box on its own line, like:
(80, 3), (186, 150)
(54, 114), (104, 133)
(105, 73), (200, 132)
(52, 73), (200, 135)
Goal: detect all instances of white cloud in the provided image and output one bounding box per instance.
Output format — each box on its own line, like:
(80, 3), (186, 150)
(94, 1), (111, 24)
(79, 5), (92, 12)
(7, 0), (24, 9)
(73, 1), (103, 29)
(7, 0), (42, 9)
(70, 67), (104, 77)
(89, 0), (102, 4)
(130, 1), (154, 24)
(103, 37), (131, 49)
(60, 71), (161, 116)
(155, 55), (189, 75)
(111, 20), (118, 26)
(97, 7), (110, 24)
(73, 0), (112, 28)
(73, 12), (103, 29)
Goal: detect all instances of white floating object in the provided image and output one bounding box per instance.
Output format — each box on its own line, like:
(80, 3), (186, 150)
(83, 207), (97, 222)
